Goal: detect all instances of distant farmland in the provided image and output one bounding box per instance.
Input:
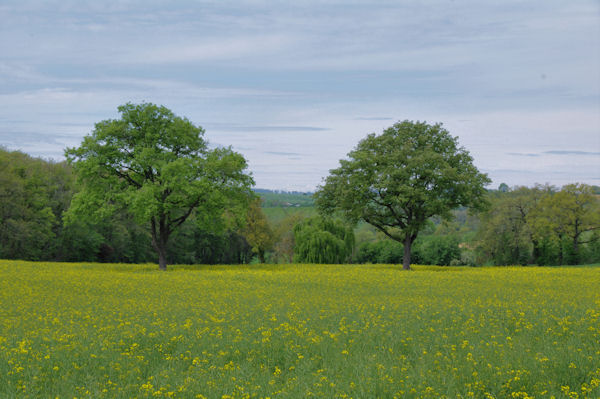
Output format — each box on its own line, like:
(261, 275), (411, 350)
(261, 206), (317, 224)
(258, 190), (317, 224)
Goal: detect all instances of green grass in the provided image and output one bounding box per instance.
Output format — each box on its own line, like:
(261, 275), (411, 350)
(1, 261), (599, 398)
(262, 206), (316, 224)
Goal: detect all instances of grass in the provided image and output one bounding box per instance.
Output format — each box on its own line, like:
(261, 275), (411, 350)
(1, 261), (599, 398)
(262, 206), (316, 224)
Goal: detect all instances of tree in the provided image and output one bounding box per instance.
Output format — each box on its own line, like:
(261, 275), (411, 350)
(478, 196), (531, 265)
(413, 234), (461, 266)
(65, 103), (254, 270)
(477, 185), (550, 265)
(167, 222), (253, 265)
(315, 120), (490, 270)
(293, 216), (354, 264)
(529, 183), (600, 264)
(555, 184), (600, 262)
(272, 213), (305, 263)
(356, 240), (403, 264)
(0, 149), (57, 260)
(241, 198), (275, 263)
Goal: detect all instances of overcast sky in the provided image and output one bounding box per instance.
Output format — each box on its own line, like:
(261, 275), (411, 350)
(1, 1), (599, 191)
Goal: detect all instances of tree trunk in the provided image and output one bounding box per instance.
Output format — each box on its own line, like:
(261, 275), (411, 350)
(531, 239), (540, 265)
(157, 246), (167, 271)
(258, 248), (266, 263)
(402, 236), (413, 270)
(151, 217), (169, 271)
(558, 233), (564, 265)
(573, 221), (580, 263)
(151, 236), (168, 271)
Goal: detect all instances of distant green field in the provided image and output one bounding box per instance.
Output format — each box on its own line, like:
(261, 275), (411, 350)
(1, 261), (599, 398)
(256, 190), (317, 224)
(262, 206), (317, 224)
(256, 191), (315, 208)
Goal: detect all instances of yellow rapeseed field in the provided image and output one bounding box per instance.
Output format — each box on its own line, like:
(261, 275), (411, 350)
(0, 260), (599, 398)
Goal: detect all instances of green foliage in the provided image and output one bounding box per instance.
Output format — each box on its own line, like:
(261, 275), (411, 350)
(412, 234), (461, 266)
(357, 234), (461, 266)
(293, 216), (354, 264)
(315, 120), (490, 269)
(167, 222), (253, 265)
(54, 220), (104, 262)
(498, 182), (509, 192)
(586, 230), (600, 263)
(261, 206), (316, 225)
(477, 186), (548, 265)
(356, 240), (403, 264)
(0, 148), (75, 260)
(4, 114), (600, 270)
(256, 189), (315, 207)
(529, 183), (600, 265)
(65, 103), (254, 269)
(241, 198), (275, 263)
(271, 214), (305, 263)
(477, 184), (600, 265)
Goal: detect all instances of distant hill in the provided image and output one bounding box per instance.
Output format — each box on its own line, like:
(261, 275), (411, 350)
(253, 189), (316, 224)
(254, 189), (315, 208)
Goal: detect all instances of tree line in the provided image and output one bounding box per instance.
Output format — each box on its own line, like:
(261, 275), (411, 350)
(355, 184), (600, 266)
(2, 147), (599, 266)
(0, 146), (254, 264)
(477, 183), (600, 266)
(1, 103), (598, 267)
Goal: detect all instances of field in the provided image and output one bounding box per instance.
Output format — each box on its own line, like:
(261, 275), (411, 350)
(1, 261), (599, 398)
(261, 206), (316, 224)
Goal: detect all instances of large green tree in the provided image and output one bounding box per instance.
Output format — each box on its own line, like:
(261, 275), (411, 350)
(315, 120), (490, 270)
(65, 103), (254, 270)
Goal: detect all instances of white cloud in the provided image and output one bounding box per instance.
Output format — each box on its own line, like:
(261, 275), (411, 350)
(131, 35), (293, 64)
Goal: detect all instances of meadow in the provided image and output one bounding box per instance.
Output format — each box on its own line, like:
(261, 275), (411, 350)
(262, 206), (316, 224)
(1, 261), (599, 398)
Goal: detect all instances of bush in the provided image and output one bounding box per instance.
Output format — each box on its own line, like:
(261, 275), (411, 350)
(412, 235), (461, 266)
(356, 240), (403, 264)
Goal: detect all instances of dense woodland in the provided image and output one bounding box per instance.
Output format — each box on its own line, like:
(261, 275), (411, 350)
(1, 147), (599, 266)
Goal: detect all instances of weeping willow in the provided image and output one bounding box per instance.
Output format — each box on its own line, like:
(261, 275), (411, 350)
(293, 217), (354, 264)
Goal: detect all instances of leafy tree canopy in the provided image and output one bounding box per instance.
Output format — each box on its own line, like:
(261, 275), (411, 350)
(315, 120), (490, 269)
(241, 198), (275, 263)
(478, 185), (550, 265)
(529, 183), (600, 264)
(0, 148), (68, 260)
(65, 103), (254, 269)
(293, 216), (354, 264)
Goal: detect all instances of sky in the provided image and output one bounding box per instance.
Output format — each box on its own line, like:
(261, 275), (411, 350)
(1, 0), (599, 191)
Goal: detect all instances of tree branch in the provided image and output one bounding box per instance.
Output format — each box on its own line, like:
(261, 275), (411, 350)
(167, 198), (201, 235)
(364, 217), (402, 242)
(115, 169), (142, 188)
(371, 191), (407, 229)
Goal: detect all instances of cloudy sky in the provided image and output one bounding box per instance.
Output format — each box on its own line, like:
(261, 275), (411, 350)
(1, 1), (599, 191)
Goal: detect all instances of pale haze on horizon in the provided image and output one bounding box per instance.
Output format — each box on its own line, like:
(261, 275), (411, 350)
(1, 0), (599, 191)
